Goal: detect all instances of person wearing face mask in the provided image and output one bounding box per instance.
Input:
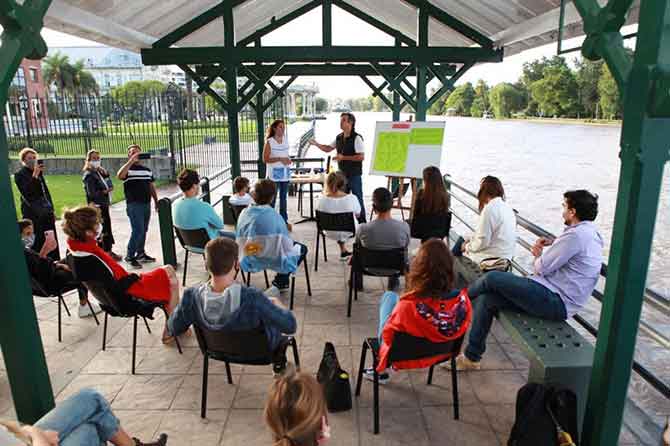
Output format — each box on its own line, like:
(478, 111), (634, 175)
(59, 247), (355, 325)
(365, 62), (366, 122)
(83, 149), (121, 261)
(63, 206), (182, 344)
(18, 219), (101, 318)
(14, 147), (60, 260)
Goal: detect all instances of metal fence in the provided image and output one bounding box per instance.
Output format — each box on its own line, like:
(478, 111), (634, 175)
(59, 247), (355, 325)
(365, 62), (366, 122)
(4, 86), (285, 179)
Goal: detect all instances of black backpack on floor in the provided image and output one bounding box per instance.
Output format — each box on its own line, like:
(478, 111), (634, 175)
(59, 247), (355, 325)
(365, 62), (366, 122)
(316, 342), (352, 412)
(508, 383), (579, 446)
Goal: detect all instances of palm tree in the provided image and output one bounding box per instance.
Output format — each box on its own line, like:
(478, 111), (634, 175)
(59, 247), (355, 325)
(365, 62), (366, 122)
(70, 59), (99, 96)
(42, 52), (74, 97)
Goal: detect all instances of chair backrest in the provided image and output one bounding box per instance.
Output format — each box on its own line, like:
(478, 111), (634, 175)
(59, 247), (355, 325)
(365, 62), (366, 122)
(30, 275), (51, 298)
(174, 226), (210, 250)
(228, 203), (248, 224)
(353, 243), (406, 276)
(316, 210), (356, 234)
(410, 211), (452, 241)
(387, 332), (464, 366)
(68, 252), (156, 317)
(193, 324), (273, 364)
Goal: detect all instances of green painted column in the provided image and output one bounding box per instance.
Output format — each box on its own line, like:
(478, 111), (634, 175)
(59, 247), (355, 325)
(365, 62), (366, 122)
(580, 1), (670, 445)
(223, 3), (241, 179)
(415, 4), (429, 121)
(256, 92), (266, 179)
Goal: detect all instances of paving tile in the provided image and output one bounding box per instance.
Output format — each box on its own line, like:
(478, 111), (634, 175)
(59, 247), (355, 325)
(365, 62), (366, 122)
(172, 373), (237, 411)
(305, 305), (350, 324)
(82, 347), (150, 374)
(408, 368), (479, 406)
(302, 324), (350, 347)
(477, 342), (518, 371)
(467, 371), (527, 404)
(157, 410), (228, 445)
(232, 374), (276, 409)
(56, 373), (130, 403)
(135, 346), (199, 374)
(219, 409), (271, 445)
(115, 410), (165, 441)
(423, 405), (501, 446)
(112, 374), (184, 410)
(358, 407), (430, 445)
(357, 371), (420, 409)
(482, 403), (515, 444)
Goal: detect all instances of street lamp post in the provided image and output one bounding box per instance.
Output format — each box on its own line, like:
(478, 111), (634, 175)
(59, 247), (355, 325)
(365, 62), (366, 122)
(19, 93), (33, 148)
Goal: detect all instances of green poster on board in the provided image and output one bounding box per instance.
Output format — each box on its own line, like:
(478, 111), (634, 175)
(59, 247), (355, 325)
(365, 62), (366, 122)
(373, 132), (410, 173)
(410, 127), (444, 145)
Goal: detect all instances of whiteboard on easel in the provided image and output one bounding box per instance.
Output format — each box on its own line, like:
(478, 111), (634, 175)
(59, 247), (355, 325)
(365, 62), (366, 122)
(370, 121), (445, 178)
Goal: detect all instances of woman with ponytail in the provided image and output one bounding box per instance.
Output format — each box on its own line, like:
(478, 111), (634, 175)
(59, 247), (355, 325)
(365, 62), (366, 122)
(265, 370), (331, 446)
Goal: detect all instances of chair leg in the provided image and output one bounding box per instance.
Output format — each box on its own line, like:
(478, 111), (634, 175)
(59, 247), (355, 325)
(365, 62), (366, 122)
(102, 312), (108, 351)
(174, 334), (183, 354)
(303, 258), (312, 296)
(131, 315), (138, 375)
(314, 230), (320, 272)
(264, 270), (270, 288)
(245, 271), (251, 286)
(160, 307), (182, 354)
(427, 365), (435, 385)
(322, 233), (328, 263)
(290, 337), (300, 368)
(60, 295), (71, 317)
(373, 353), (380, 434)
(57, 294), (62, 343)
(87, 300), (99, 325)
(451, 357), (460, 420)
(289, 276), (296, 310)
(201, 354), (209, 419)
(347, 270), (354, 318)
(355, 342), (368, 396)
(182, 251), (189, 287)
(143, 317), (152, 334)
(225, 362), (233, 384)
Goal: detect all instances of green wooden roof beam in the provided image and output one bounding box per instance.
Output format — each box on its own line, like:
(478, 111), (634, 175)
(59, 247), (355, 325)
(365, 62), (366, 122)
(196, 63), (415, 77)
(323, 0), (332, 46)
(238, 63), (285, 109)
(237, 0), (322, 47)
(372, 62), (417, 110)
(141, 45), (503, 65)
(359, 75), (395, 110)
(262, 75), (297, 113)
(331, 0), (416, 46)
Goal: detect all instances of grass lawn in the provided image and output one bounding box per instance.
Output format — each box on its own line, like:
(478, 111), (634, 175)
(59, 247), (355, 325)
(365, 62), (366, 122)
(11, 174), (171, 219)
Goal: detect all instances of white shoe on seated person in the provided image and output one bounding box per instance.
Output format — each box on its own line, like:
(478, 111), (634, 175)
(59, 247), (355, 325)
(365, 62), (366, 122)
(78, 301), (102, 318)
(363, 367), (391, 384)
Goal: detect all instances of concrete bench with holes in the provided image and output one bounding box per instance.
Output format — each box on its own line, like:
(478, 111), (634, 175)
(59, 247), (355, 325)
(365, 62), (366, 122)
(454, 252), (594, 437)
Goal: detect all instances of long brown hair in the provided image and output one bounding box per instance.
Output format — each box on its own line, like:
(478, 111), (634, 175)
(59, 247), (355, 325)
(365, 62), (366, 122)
(62, 206), (100, 241)
(477, 176), (505, 211)
(265, 370), (327, 446)
(417, 166), (449, 214)
(406, 239), (454, 297)
(325, 171), (346, 194)
(267, 119), (285, 140)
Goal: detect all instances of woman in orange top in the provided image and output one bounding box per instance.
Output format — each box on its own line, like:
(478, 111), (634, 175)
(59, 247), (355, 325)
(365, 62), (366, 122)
(63, 206), (181, 343)
(363, 238), (472, 383)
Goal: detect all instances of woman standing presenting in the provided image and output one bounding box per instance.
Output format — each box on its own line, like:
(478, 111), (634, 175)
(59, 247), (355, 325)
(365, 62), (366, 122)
(83, 149), (121, 260)
(263, 119), (291, 225)
(14, 147), (59, 260)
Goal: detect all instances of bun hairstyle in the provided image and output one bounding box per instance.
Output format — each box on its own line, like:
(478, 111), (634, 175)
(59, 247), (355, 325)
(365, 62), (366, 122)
(62, 206), (101, 241)
(265, 369), (327, 446)
(325, 171), (347, 193)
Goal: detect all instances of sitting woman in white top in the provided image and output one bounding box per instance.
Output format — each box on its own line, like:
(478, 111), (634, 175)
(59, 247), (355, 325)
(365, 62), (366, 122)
(452, 175), (517, 271)
(229, 176), (255, 206)
(316, 171), (361, 259)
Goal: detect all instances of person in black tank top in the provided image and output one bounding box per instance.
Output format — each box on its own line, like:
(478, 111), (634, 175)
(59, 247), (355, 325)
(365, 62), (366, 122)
(309, 112), (367, 223)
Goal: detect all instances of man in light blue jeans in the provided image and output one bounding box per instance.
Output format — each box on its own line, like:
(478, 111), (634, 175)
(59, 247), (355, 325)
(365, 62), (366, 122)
(452, 190), (603, 370)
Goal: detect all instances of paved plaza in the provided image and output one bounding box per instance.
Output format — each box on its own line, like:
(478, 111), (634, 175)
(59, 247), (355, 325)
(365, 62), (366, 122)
(0, 187), (641, 445)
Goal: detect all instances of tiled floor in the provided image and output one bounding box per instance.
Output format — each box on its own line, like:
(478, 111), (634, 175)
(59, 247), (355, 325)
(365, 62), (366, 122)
(0, 191), (649, 445)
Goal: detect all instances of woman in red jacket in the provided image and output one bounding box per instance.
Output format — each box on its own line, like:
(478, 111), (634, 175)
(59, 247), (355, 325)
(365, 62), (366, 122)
(63, 206), (181, 343)
(363, 238), (472, 383)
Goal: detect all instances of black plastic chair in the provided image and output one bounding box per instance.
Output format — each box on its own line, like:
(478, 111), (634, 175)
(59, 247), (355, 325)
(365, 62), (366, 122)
(410, 211), (452, 242)
(174, 227), (210, 286)
(228, 203), (248, 225)
(314, 210), (357, 271)
(30, 277), (100, 342)
(355, 332), (464, 434)
(348, 243), (406, 317)
(68, 252), (182, 374)
(242, 252), (312, 310)
(194, 325), (300, 418)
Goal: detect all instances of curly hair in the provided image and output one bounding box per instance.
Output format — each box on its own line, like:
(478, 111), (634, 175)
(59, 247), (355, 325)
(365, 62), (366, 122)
(62, 206), (101, 242)
(406, 238), (454, 297)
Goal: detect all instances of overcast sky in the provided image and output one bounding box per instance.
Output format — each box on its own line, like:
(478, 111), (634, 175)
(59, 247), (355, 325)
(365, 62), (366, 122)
(39, 6), (636, 100)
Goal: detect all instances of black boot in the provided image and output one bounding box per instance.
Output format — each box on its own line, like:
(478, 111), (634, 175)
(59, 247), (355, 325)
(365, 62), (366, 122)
(134, 433), (168, 446)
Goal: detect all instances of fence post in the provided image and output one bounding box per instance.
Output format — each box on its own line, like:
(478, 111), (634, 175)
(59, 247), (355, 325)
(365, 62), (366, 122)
(157, 197), (177, 267)
(201, 176), (211, 203)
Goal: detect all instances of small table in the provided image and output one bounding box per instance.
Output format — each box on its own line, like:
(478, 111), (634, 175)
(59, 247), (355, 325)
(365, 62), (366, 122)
(291, 173), (325, 224)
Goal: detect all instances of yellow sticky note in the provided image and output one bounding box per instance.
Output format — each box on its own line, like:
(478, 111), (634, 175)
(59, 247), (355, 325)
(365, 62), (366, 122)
(410, 127), (444, 146)
(373, 132), (410, 173)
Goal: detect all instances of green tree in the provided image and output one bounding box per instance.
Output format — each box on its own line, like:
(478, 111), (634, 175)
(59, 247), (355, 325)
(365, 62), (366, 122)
(520, 56), (566, 116)
(372, 95), (390, 112)
(315, 97), (329, 113)
(470, 80), (490, 117)
(444, 82), (475, 116)
(598, 65), (622, 119)
(428, 87), (452, 115)
(42, 52), (75, 96)
(529, 60), (579, 117)
(575, 58), (604, 118)
(488, 83), (524, 118)
(110, 80), (166, 104)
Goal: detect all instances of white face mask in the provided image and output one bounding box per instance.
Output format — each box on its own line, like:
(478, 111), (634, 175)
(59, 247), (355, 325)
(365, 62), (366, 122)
(22, 234), (35, 248)
(90, 160), (101, 169)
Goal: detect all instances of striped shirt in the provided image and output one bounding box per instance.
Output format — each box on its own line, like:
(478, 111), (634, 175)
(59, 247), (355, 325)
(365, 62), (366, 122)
(123, 164), (154, 203)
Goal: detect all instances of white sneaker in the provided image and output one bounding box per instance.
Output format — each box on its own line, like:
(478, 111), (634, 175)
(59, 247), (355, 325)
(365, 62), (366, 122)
(79, 301), (102, 318)
(265, 286), (281, 298)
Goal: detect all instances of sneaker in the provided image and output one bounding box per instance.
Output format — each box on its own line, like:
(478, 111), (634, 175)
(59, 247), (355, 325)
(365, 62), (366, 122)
(441, 354), (481, 371)
(108, 251), (123, 261)
(78, 301), (103, 318)
(125, 257), (143, 269)
(340, 251), (352, 261)
(134, 433), (168, 446)
(137, 253), (156, 263)
(272, 279), (290, 292)
(362, 367), (390, 384)
(265, 286), (281, 298)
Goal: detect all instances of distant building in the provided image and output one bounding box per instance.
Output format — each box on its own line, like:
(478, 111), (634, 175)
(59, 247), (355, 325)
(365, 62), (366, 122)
(142, 65), (186, 88)
(5, 59), (49, 132)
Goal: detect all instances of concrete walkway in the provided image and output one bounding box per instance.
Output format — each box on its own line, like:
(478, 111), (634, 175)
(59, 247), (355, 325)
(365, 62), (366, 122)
(0, 187), (641, 445)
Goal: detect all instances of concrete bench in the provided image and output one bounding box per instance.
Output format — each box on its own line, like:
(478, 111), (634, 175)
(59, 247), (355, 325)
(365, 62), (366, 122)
(454, 255), (594, 436)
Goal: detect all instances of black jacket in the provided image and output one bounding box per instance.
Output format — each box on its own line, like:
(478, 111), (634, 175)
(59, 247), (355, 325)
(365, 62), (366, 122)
(83, 169), (111, 206)
(14, 166), (53, 217)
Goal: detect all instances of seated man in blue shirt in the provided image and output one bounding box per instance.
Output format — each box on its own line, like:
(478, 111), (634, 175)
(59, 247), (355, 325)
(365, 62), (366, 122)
(167, 237), (297, 374)
(451, 190), (603, 370)
(172, 168), (235, 240)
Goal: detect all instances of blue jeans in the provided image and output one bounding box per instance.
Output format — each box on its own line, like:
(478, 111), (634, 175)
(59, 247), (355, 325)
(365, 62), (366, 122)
(346, 174), (366, 223)
(271, 181), (289, 223)
(452, 236), (465, 257)
(465, 271), (567, 362)
(378, 291), (400, 341)
(35, 388), (120, 446)
(126, 201), (151, 259)
(273, 242), (308, 287)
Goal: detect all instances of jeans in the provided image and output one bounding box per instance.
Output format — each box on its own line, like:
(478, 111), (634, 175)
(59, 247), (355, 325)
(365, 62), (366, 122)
(35, 388), (120, 446)
(346, 174), (366, 223)
(465, 271), (567, 362)
(377, 291), (400, 341)
(126, 201), (151, 259)
(273, 242), (308, 287)
(451, 236), (465, 257)
(271, 181), (289, 223)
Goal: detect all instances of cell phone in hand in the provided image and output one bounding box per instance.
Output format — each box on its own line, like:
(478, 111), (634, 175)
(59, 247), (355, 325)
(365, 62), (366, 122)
(37, 159), (44, 166)
(138, 153), (151, 160)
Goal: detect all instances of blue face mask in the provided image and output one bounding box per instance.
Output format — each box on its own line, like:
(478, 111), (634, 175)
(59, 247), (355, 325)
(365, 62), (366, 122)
(22, 234), (35, 248)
